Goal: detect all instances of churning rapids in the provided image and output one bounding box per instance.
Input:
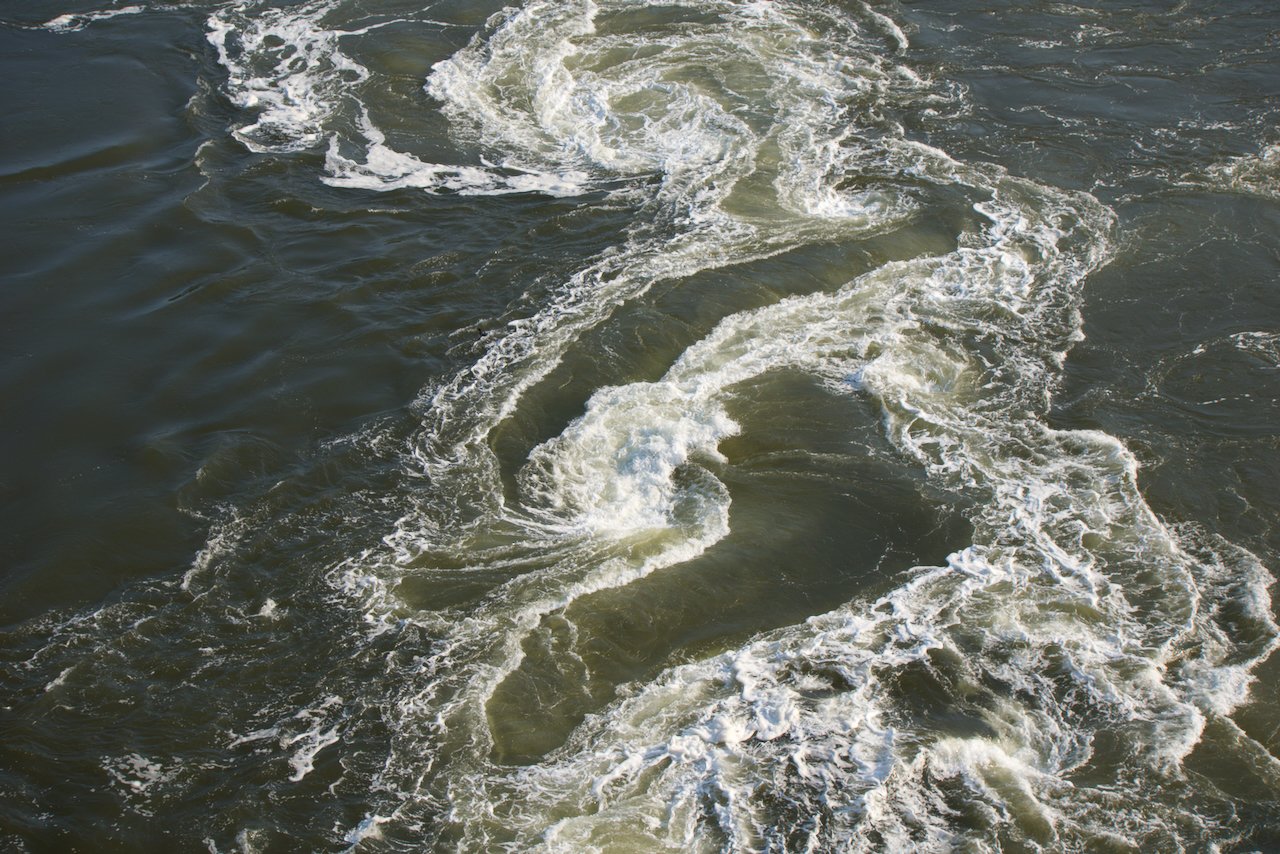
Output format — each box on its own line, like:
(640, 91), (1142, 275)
(7, 0), (1280, 851)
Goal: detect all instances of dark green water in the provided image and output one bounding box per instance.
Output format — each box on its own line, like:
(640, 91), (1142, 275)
(2, 0), (1279, 850)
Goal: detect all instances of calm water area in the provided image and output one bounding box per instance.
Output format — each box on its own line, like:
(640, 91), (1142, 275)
(2, 0), (1279, 850)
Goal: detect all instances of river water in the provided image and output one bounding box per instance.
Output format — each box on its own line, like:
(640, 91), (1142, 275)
(3, 0), (1280, 850)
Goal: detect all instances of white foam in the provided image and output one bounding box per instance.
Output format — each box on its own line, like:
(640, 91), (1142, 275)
(43, 665), (74, 692)
(224, 696), (346, 783)
(196, 0), (1279, 846)
(43, 5), (144, 33)
(316, 10), (941, 812)
(1232, 330), (1280, 366)
(385, 0), (926, 510)
(281, 695), (344, 781)
(363, 140), (1275, 848)
(207, 0), (372, 152)
(342, 814), (390, 846)
(285, 725), (341, 782)
(322, 111), (594, 197)
(1201, 143), (1280, 200)
(181, 506), (250, 593)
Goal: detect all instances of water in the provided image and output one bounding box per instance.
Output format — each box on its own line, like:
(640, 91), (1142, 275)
(2, 0), (1279, 850)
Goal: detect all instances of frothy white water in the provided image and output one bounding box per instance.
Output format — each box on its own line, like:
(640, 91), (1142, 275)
(208, 0), (929, 488)
(324, 109), (594, 196)
(43, 5), (145, 33)
(208, 0), (383, 152)
(1200, 143), (1280, 201)
(371, 160), (1275, 849)
(1231, 330), (1280, 367)
(378, 0), (933, 536)
(198, 0), (1277, 849)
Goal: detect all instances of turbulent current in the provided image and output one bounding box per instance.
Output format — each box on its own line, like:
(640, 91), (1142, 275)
(4, 0), (1280, 851)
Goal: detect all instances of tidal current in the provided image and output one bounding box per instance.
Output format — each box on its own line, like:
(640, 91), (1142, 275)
(3, 0), (1280, 851)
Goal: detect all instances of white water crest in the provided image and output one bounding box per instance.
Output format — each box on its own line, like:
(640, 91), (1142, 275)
(197, 0), (1278, 849)
(1201, 143), (1280, 201)
(43, 5), (145, 33)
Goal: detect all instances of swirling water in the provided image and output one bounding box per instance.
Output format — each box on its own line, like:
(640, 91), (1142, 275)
(3, 0), (1280, 850)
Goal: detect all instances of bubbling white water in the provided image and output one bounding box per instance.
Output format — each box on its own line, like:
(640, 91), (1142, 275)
(42, 5), (145, 33)
(208, 0), (372, 152)
(382, 158), (1275, 850)
(1201, 143), (1280, 201)
(330, 0), (938, 561)
(198, 0), (1278, 849)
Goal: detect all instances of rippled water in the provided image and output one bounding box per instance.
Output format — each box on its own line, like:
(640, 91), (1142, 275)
(3, 0), (1280, 850)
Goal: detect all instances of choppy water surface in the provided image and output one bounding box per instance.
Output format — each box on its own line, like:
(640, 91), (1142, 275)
(3, 0), (1280, 850)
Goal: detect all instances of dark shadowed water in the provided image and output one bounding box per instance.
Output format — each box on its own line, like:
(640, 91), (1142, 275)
(2, 0), (1279, 850)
